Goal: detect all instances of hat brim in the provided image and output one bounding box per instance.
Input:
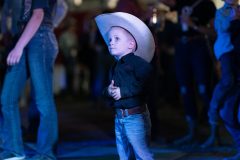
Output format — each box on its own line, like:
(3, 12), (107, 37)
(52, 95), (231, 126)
(95, 12), (155, 63)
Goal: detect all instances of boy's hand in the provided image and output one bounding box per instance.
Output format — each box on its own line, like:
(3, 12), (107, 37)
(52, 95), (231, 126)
(112, 87), (121, 100)
(108, 80), (121, 100)
(108, 80), (116, 95)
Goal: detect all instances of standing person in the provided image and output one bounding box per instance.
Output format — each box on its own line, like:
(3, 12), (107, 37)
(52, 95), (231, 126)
(206, 0), (240, 149)
(0, 0), (58, 159)
(160, 0), (217, 146)
(27, 0), (68, 137)
(95, 12), (155, 160)
(209, 3), (240, 159)
(58, 18), (79, 96)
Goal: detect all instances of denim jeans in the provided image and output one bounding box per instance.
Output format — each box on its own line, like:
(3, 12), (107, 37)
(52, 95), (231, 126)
(219, 86), (240, 151)
(209, 51), (240, 125)
(1, 26), (58, 159)
(115, 108), (154, 160)
(175, 38), (212, 121)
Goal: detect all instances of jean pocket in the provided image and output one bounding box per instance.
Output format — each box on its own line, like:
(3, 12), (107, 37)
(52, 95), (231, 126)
(47, 32), (59, 59)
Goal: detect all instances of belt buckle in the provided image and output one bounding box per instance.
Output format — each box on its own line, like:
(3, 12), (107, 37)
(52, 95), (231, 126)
(121, 109), (129, 117)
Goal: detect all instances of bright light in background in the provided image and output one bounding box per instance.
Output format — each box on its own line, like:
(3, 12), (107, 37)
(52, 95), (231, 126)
(107, 0), (119, 9)
(151, 8), (157, 24)
(74, 0), (82, 6)
(213, 0), (224, 8)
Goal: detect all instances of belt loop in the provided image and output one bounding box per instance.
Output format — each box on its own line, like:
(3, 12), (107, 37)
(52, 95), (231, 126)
(124, 109), (129, 117)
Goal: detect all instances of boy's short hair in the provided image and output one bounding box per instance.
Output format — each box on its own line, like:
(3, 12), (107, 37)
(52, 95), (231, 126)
(95, 12), (155, 62)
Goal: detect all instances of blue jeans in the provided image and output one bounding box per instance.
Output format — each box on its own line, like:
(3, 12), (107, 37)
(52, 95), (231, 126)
(1, 26), (58, 159)
(115, 108), (154, 160)
(209, 51), (240, 125)
(175, 38), (212, 121)
(219, 86), (240, 151)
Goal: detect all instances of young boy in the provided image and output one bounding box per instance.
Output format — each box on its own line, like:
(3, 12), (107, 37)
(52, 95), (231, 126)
(95, 12), (155, 159)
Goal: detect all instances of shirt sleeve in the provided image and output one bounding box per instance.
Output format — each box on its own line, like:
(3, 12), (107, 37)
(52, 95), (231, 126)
(120, 59), (153, 98)
(32, 0), (49, 10)
(214, 9), (231, 33)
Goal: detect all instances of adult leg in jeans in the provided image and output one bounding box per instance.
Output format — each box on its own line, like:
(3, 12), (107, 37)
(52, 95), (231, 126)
(204, 52), (236, 148)
(209, 52), (235, 125)
(220, 87), (240, 160)
(190, 38), (219, 148)
(27, 28), (58, 159)
(1, 50), (28, 156)
(174, 41), (198, 145)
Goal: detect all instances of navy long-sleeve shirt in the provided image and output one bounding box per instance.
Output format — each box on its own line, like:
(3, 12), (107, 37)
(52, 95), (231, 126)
(103, 53), (153, 109)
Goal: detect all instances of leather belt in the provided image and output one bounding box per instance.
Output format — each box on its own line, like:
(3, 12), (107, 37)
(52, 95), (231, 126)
(116, 104), (147, 118)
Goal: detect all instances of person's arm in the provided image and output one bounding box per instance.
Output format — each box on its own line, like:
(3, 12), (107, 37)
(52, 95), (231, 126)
(53, 0), (68, 28)
(183, 16), (216, 36)
(7, 8), (44, 66)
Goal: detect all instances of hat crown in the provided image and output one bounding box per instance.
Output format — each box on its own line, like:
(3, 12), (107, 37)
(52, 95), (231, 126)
(95, 12), (155, 62)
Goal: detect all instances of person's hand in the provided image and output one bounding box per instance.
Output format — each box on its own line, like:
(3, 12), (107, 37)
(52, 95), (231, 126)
(7, 46), (24, 66)
(108, 80), (116, 95)
(108, 80), (121, 100)
(111, 86), (121, 100)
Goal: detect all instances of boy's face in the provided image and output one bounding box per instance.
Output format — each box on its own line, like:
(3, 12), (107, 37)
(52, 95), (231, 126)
(107, 27), (136, 60)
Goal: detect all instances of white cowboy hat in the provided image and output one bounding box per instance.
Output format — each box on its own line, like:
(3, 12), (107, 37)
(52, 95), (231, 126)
(95, 12), (155, 63)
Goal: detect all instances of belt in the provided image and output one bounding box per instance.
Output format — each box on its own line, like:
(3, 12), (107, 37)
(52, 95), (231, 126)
(116, 104), (147, 118)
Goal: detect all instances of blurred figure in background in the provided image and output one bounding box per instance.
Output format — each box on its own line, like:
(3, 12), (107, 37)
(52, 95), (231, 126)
(204, 1), (240, 147)
(52, 0), (68, 28)
(80, 17), (113, 106)
(1, 0), (22, 75)
(115, 0), (143, 18)
(0, 0), (23, 149)
(206, 0), (240, 151)
(160, 0), (217, 146)
(59, 18), (79, 97)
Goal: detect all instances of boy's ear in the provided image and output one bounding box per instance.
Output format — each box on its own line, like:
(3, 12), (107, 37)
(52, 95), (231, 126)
(128, 40), (136, 50)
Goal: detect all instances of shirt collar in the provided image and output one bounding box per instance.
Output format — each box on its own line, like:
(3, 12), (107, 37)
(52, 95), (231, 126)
(119, 52), (134, 63)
